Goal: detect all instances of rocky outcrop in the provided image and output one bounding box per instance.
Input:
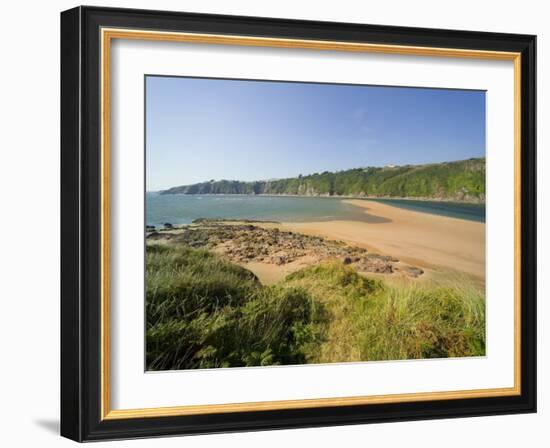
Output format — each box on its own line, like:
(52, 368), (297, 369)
(147, 221), (424, 278)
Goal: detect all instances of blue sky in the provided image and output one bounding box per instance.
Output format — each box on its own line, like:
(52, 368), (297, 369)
(146, 76), (485, 191)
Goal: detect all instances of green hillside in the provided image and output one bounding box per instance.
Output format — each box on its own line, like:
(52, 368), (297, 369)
(161, 157), (485, 202)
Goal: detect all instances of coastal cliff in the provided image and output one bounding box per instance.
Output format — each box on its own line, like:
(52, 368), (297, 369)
(160, 157), (485, 203)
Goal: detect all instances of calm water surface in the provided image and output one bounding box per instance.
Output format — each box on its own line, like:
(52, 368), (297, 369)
(367, 198), (485, 223)
(145, 193), (485, 228)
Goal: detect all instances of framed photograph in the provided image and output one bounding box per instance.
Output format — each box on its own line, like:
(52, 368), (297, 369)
(60, 6), (536, 442)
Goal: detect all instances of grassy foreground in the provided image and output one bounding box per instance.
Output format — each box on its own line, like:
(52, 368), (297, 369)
(146, 243), (485, 371)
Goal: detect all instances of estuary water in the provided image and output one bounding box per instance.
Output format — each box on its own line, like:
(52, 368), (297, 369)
(146, 193), (485, 228)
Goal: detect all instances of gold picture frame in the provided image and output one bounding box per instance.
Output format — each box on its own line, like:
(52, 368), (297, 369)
(61, 6), (536, 442)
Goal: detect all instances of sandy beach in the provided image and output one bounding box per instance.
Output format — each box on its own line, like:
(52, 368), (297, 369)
(277, 199), (485, 280)
(148, 199), (485, 285)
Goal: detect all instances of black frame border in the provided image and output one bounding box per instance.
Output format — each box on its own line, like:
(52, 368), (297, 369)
(61, 6), (536, 442)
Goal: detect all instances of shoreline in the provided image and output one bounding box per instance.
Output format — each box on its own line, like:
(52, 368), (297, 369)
(150, 191), (486, 205)
(278, 199), (485, 281)
(147, 198), (485, 285)
(147, 219), (424, 285)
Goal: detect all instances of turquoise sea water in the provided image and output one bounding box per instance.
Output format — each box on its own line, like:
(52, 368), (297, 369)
(145, 193), (485, 228)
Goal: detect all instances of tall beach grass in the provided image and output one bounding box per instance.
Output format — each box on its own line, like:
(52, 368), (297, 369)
(146, 244), (485, 370)
(146, 244), (326, 370)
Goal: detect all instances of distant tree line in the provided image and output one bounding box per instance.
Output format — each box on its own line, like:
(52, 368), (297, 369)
(160, 157), (485, 202)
